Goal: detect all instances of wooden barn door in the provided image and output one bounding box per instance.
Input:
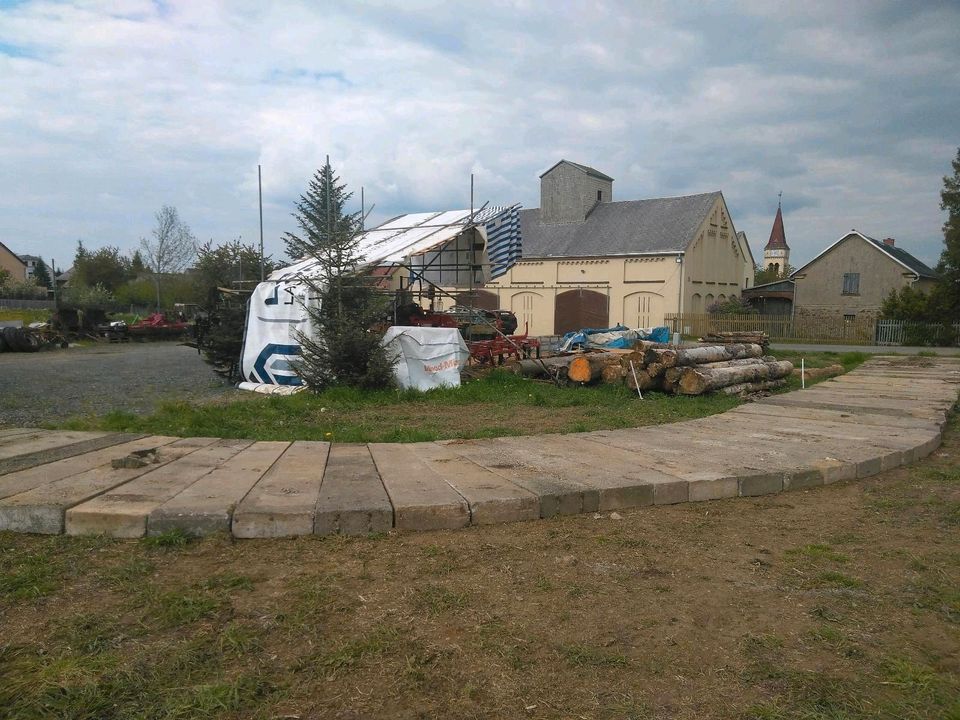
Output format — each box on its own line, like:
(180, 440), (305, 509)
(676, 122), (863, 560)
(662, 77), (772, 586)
(554, 289), (609, 335)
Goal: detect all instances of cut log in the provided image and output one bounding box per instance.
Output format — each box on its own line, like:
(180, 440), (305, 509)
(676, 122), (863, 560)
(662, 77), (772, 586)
(694, 356), (775, 370)
(643, 347), (678, 368)
(678, 360), (794, 395)
(673, 343), (764, 366)
(792, 363), (844, 380)
(626, 369), (659, 391)
(662, 367), (682, 393)
(508, 355), (580, 378)
(601, 364), (625, 384)
(567, 353), (627, 384)
(645, 362), (665, 379)
(719, 379), (787, 395)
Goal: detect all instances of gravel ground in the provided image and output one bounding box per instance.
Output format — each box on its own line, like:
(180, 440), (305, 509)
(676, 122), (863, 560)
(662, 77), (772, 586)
(0, 342), (234, 427)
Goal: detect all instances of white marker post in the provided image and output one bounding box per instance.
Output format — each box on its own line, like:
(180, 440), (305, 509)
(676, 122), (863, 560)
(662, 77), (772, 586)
(801, 357), (805, 389)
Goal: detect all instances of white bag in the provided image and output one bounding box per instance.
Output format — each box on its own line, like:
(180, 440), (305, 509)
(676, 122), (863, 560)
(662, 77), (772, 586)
(381, 326), (470, 391)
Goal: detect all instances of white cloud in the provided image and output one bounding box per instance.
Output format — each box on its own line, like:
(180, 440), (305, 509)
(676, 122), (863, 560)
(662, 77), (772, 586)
(0, 0), (956, 271)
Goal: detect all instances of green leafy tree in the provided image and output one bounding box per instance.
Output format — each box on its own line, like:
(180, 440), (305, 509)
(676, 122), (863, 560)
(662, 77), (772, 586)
(754, 262), (795, 286)
(73, 244), (131, 291)
(140, 205), (197, 311)
(32, 260), (52, 289)
(290, 158), (394, 392)
(930, 147), (960, 316)
(129, 249), (147, 277)
(707, 295), (756, 315)
(194, 238), (276, 305)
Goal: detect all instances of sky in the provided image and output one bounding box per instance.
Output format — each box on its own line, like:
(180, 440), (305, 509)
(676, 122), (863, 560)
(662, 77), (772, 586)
(1, 0), (958, 272)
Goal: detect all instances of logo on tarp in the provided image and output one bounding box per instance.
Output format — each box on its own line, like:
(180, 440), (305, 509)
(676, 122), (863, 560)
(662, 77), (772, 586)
(250, 343), (303, 385)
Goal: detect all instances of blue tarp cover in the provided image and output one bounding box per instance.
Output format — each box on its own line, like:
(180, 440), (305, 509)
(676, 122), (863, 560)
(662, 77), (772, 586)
(558, 324), (670, 351)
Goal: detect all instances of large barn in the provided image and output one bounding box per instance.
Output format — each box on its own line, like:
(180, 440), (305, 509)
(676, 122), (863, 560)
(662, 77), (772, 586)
(451, 160), (753, 335)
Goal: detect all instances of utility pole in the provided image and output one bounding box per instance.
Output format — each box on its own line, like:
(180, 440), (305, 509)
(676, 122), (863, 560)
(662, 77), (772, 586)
(258, 164), (265, 282)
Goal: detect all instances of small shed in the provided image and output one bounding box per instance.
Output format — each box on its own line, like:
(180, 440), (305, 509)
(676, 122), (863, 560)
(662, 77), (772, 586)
(741, 278), (794, 315)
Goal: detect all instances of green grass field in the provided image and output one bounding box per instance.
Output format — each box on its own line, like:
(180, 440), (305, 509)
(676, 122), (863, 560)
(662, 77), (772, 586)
(56, 350), (869, 443)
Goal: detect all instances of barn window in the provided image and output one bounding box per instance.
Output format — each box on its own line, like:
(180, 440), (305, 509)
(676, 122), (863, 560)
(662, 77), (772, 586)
(842, 273), (860, 295)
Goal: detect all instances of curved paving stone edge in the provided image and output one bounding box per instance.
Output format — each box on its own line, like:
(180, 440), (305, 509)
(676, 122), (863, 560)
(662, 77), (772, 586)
(0, 356), (957, 539)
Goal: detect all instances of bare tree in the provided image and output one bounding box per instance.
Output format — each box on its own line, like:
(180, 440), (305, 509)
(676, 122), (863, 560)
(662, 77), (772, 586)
(140, 205), (196, 311)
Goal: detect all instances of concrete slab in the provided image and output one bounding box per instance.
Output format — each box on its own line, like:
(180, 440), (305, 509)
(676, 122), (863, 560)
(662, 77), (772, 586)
(437, 438), (596, 517)
(0, 429), (47, 446)
(0, 437), (209, 534)
(147, 441), (290, 537)
(0, 430), (109, 461)
(0, 432), (143, 476)
(232, 441), (329, 539)
(369, 443), (469, 531)
(412, 441), (540, 524)
(0, 435), (181, 500)
(728, 403), (941, 433)
(64, 439), (249, 538)
(499, 435), (667, 511)
(313, 444), (392, 536)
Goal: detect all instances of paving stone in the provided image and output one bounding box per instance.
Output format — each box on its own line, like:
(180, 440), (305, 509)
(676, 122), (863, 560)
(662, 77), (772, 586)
(148, 441), (290, 537)
(499, 435), (665, 511)
(729, 403), (940, 433)
(0, 430), (108, 461)
(412, 442), (540, 524)
(369, 443), (469, 531)
(0, 432), (143, 476)
(65, 439), (248, 538)
(314, 444), (392, 536)
(232, 441), (329, 538)
(0, 435), (179, 500)
(0, 429), (47, 446)
(0, 437), (207, 534)
(437, 438), (595, 517)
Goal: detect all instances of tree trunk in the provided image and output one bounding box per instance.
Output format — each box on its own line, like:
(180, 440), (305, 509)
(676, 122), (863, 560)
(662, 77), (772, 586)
(627, 368), (659, 391)
(719, 379), (787, 395)
(601, 364), (625, 384)
(678, 360), (794, 395)
(662, 367), (682, 393)
(508, 355), (578, 378)
(673, 343), (764, 366)
(567, 353), (627, 383)
(693, 356), (776, 370)
(792, 364), (844, 380)
(644, 347), (678, 367)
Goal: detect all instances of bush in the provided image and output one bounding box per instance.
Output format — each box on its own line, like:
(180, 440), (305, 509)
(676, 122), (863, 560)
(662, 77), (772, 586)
(707, 295), (756, 315)
(0, 278), (48, 300)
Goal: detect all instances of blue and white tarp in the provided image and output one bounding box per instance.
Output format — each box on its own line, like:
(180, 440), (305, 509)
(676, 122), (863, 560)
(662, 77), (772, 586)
(476, 205), (521, 280)
(558, 324), (671, 352)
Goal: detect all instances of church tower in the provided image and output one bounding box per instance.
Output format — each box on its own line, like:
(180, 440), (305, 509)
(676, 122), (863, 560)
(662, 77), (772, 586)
(763, 194), (790, 275)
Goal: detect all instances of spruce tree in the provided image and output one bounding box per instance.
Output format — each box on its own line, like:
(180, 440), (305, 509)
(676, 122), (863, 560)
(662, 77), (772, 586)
(290, 158), (394, 392)
(931, 147), (960, 315)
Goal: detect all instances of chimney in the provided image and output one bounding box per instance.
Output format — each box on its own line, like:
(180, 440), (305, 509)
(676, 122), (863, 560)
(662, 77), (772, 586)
(883, 237), (895, 247)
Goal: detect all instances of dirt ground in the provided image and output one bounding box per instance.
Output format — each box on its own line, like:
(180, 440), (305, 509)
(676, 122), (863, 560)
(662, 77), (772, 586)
(1, 420), (958, 718)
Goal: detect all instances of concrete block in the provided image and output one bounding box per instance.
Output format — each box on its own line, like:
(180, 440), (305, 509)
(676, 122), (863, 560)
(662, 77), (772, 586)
(653, 480), (689, 505)
(739, 473), (783, 497)
(232, 441), (328, 538)
(369, 443), (469, 531)
(783, 468), (823, 491)
(314, 444), (393, 536)
(688, 477), (738, 502)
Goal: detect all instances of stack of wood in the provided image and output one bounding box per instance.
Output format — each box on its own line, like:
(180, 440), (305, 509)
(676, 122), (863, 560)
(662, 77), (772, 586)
(701, 331), (770, 350)
(507, 342), (793, 396)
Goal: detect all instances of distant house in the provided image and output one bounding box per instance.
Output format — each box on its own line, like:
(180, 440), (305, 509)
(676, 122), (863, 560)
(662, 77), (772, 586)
(0, 241), (27, 282)
(476, 159), (751, 335)
(741, 278), (795, 315)
(19, 255), (51, 283)
(792, 231), (938, 320)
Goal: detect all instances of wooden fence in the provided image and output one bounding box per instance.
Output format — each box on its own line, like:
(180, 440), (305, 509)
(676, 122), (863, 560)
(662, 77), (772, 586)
(664, 313), (877, 345)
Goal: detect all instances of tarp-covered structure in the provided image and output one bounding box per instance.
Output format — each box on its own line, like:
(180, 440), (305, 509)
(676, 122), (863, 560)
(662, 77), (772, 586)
(241, 205), (521, 385)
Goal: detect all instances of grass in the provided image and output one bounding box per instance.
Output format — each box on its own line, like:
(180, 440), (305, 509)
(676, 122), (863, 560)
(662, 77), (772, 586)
(0, 308), (51, 325)
(51, 350), (866, 443)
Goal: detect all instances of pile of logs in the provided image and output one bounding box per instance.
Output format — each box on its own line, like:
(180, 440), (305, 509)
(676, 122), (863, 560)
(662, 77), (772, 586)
(508, 342), (794, 396)
(701, 331), (770, 350)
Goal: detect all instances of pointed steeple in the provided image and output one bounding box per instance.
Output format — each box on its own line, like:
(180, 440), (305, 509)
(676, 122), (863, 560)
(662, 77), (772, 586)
(764, 194), (788, 251)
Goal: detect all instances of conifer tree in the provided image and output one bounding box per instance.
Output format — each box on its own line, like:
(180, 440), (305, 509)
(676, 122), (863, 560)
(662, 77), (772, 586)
(290, 158), (394, 392)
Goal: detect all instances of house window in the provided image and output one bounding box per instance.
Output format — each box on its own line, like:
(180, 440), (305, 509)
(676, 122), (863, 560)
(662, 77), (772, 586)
(842, 273), (860, 295)
(844, 314), (856, 322)
(597, 190), (602, 202)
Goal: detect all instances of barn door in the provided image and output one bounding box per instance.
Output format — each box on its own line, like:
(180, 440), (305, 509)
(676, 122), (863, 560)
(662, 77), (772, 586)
(554, 289), (609, 335)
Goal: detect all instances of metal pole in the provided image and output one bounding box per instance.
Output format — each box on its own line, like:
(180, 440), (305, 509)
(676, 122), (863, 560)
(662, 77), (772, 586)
(258, 165), (264, 282)
(361, 186), (365, 231)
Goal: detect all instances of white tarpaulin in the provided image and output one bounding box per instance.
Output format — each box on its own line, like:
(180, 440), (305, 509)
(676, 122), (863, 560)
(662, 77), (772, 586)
(381, 326), (469, 390)
(240, 205), (521, 386)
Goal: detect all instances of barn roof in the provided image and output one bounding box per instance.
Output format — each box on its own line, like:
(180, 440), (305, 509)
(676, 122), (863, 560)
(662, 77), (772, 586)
(520, 191), (722, 258)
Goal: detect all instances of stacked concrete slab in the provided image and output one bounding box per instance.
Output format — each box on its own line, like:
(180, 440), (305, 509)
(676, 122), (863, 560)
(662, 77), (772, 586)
(0, 357), (956, 539)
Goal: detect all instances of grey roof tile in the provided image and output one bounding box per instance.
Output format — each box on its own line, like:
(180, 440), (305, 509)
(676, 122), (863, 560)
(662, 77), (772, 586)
(520, 191), (720, 258)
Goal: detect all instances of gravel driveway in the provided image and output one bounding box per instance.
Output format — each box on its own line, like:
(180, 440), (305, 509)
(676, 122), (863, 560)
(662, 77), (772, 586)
(0, 342), (234, 427)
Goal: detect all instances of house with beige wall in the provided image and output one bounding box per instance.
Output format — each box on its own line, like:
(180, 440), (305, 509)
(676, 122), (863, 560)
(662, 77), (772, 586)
(0, 241), (27, 282)
(792, 231), (938, 319)
(442, 160), (752, 336)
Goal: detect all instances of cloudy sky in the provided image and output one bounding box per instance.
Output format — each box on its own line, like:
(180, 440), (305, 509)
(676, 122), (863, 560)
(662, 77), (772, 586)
(1, 0), (958, 272)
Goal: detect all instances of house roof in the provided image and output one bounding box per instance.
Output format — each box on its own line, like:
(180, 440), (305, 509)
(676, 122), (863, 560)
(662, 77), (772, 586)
(539, 159), (614, 182)
(737, 230), (756, 267)
(743, 278), (795, 294)
(520, 191), (722, 259)
(792, 231), (938, 280)
(764, 206), (788, 250)
(0, 240), (25, 266)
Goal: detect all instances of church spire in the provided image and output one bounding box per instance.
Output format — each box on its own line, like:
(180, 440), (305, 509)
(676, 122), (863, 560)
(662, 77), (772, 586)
(762, 196), (790, 274)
